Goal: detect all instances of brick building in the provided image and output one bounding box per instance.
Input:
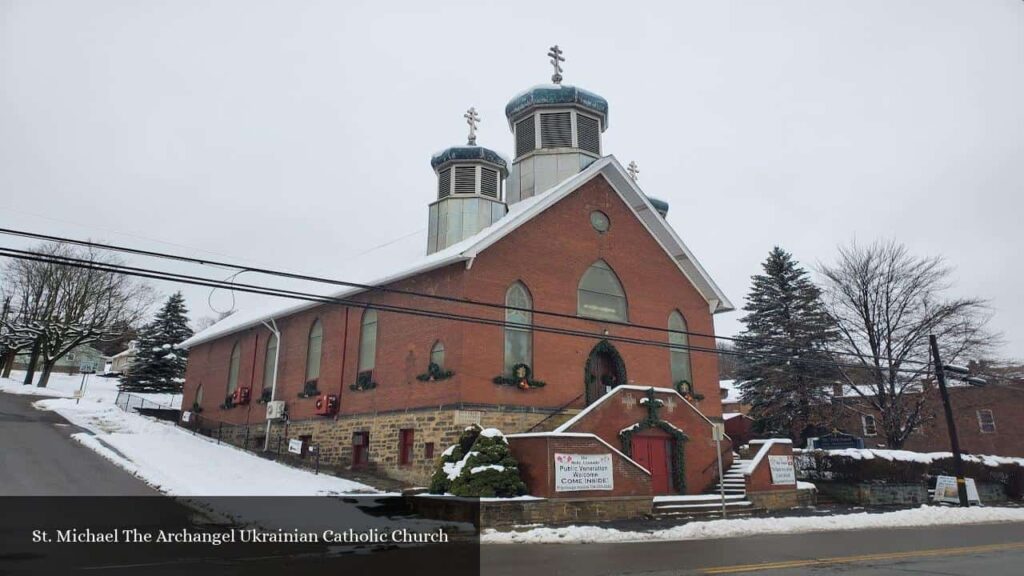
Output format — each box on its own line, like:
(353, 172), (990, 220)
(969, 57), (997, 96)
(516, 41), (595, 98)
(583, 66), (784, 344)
(179, 62), (736, 494)
(833, 381), (1024, 457)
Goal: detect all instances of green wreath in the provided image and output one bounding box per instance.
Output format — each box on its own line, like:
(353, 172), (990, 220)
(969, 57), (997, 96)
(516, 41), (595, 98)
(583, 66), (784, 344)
(493, 363), (546, 389)
(416, 362), (454, 382)
(675, 380), (704, 402)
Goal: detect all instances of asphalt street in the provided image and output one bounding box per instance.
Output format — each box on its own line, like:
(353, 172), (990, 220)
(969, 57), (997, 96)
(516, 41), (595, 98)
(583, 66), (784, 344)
(0, 391), (156, 495)
(481, 521), (1024, 575)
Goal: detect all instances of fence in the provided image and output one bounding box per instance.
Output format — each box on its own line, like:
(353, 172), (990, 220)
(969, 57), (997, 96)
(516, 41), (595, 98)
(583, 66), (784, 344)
(114, 391), (179, 414)
(179, 412), (322, 473)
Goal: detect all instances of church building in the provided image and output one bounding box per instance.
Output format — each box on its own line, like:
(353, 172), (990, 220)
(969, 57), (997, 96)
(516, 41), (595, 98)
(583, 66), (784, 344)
(179, 48), (738, 495)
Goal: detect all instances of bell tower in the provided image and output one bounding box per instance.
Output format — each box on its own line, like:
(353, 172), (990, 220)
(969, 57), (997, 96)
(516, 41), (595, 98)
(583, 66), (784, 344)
(426, 108), (509, 255)
(505, 45), (609, 204)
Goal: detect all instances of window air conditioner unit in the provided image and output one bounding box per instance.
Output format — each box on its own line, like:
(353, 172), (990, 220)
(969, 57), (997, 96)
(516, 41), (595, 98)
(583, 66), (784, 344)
(266, 400), (287, 420)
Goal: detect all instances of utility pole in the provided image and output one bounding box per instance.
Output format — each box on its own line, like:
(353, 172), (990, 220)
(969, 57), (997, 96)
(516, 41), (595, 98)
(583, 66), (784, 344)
(929, 334), (969, 507)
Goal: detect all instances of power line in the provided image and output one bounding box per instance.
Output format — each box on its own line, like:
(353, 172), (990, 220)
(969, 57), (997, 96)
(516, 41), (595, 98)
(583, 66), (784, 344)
(0, 244), (932, 378)
(0, 226), (933, 368)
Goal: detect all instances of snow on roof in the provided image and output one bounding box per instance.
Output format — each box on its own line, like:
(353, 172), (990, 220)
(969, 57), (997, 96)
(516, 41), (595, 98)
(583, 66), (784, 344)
(723, 412), (744, 421)
(554, 384), (717, 433)
(720, 379), (742, 403)
(181, 156), (732, 349)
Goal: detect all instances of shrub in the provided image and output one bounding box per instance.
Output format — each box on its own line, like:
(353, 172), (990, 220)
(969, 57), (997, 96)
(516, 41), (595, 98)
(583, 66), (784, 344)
(428, 426), (527, 497)
(799, 451), (927, 484)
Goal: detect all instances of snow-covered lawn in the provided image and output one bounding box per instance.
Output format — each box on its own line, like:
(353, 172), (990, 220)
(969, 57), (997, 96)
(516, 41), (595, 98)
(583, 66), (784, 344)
(482, 506), (1024, 544)
(0, 370), (179, 407)
(1, 371), (378, 496)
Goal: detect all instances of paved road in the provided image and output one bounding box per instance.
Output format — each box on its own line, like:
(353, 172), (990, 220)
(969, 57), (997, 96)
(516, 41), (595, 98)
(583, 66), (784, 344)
(0, 392), (156, 495)
(481, 521), (1024, 575)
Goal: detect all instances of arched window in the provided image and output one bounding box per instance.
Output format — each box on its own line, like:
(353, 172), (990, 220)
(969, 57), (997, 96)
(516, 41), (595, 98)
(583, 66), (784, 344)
(430, 340), (445, 369)
(195, 382), (204, 408)
(577, 260), (627, 322)
(262, 332), (278, 393)
(226, 342), (241, 395)
(358, 310), (378, 373)
(306, 319), (323, 383)
(504, 282), (533, 373)
(669, 311), (692, 390)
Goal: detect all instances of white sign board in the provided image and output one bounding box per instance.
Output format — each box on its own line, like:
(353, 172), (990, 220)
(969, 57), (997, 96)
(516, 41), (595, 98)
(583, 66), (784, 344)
(288, 438), (304, 455)
(768, 455), (796, 485)
(934, 475), (981, 505)
(181, 410), (191, 423)
(554, 453), (614, 492)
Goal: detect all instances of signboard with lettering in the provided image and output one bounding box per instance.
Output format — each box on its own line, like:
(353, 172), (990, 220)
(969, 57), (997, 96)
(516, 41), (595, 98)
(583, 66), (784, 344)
(181, 411), (191, 423)
(813, 432), (864, 450)
(288, 438), (304, 455)
(554, 453), (614, 492)
(934, 475), (981, 505)
(768, 455), (796, 485)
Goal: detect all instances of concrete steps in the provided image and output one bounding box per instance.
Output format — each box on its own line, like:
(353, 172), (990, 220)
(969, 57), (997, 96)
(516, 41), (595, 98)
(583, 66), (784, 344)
(650, 458), (754, 517)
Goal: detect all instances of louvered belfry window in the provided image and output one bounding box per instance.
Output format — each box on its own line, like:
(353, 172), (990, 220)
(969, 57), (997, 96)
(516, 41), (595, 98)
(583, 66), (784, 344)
(480, 168), (498, 198)
(453, 166), (476, 195)
(577, 114), (600, 154)
(437, 168), (451, 198)
(540, 112), (572, 148)
(515, 117), (535, 157)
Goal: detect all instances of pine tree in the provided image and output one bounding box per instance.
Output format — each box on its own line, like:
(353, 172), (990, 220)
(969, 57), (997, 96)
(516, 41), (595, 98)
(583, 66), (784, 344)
(736, 247), (838, 442)
(119, 292), (193, 394)
(428, 425), (527, 497)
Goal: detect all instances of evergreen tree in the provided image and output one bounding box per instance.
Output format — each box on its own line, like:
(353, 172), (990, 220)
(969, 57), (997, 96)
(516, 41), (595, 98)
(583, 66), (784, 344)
(736, 247), (838, 442)
(429, 425), (527, 497)
(119, 292), (193, 394)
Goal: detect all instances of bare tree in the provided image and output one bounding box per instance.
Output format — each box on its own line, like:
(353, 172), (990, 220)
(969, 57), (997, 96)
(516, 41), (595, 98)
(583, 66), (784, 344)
(819, 240), (996, 448)
(1, 242), (154, 386)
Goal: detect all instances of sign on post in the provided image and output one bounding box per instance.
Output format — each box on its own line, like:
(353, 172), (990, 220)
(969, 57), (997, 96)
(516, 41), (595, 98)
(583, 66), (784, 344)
(181, 411), (192, 423)
(934, 475), (981, 505)
(288, 438), (304, 455)
(554, 453), (614, 492)
(768, 455), (796, 485)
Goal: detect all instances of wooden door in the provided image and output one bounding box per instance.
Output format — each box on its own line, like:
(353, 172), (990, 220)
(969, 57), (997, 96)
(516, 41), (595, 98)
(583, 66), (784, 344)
(632, 435), (673, 494)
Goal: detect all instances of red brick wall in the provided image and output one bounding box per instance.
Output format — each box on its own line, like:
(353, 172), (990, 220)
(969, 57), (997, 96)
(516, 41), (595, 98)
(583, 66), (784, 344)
(560, 387), (733, 494)
(833, 384), (1024, 457)
(182, 173), (724, 444)
(745, 440), (796, 493)
(507, 434), (652, 498)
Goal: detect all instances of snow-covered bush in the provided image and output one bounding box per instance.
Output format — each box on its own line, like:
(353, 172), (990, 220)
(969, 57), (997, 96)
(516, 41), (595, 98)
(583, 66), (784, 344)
(428, 425), (527, 497)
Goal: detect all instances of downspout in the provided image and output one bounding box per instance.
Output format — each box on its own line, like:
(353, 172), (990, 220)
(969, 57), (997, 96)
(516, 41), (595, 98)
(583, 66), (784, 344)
(262, 319), (281, 452)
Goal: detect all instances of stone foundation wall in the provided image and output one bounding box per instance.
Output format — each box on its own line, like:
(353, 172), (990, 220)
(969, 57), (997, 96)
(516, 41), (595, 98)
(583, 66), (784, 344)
(184, 406), (577, 485)
(409, 496), (653, 527)
(816, 482), (929, 506)
(747, 490), (800, 510)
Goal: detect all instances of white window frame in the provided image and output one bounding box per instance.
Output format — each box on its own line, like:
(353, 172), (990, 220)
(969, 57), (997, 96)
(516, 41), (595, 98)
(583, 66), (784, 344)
(862, 414), (877, 437)
(977, 409), (997, 434)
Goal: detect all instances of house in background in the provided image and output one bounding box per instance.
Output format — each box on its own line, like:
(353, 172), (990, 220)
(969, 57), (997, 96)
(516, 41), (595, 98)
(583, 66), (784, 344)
(13, 344), (107, 374)
(720, 379), (747, 414)
(109, 340), (139, 375)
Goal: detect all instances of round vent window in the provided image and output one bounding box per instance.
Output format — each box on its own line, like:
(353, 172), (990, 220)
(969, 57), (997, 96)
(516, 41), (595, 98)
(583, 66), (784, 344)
(590, 211), (610, 233)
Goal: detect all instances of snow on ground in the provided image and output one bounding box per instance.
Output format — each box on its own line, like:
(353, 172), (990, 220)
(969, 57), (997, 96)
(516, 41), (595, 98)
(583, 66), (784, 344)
(0, 370), (180, 407)
(1, 372), (378, 496)
(801, 448), (1024, 468)
(482, 506), (1024, 544)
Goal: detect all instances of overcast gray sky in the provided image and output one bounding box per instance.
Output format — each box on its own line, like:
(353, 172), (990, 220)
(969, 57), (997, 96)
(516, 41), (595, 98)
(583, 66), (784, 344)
(1, 0), (1022, 359)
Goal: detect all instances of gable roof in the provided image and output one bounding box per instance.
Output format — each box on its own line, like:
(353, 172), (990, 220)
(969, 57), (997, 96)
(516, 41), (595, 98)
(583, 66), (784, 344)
(180, 155), (732, 349)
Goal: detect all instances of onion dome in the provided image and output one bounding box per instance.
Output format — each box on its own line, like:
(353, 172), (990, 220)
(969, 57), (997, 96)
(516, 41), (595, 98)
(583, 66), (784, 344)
(426, 108), (508, 255)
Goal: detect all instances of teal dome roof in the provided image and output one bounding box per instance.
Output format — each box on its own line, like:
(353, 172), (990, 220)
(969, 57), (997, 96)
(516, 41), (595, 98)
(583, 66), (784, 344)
(430, 145), (509, 177)
(504, 84), (609, 129)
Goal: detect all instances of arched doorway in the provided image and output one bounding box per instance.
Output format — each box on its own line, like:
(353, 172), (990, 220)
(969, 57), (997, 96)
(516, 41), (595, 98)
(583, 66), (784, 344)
(584, 340), (627, 405)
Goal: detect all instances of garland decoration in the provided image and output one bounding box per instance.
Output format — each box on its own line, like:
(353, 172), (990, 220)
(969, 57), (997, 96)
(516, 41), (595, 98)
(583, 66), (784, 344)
(618, 387), (689, 493)
(349, 371), (378, 392)
(493, 363), (546, 390)
(416, 362), (454, 382)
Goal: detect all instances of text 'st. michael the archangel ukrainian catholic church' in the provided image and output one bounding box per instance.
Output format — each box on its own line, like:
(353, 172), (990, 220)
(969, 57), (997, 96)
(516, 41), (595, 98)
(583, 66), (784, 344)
(179, 47), (746, 498)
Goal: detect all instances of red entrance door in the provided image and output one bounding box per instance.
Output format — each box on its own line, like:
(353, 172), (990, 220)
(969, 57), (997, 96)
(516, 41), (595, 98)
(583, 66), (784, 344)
(632, 435), (674, 494)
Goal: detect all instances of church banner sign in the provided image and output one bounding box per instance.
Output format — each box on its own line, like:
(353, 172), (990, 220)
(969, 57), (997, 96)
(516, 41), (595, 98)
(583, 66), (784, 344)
(768, 455), (796, 485)
(934, 475), (981, 505)
(554, 453), (614, 492)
